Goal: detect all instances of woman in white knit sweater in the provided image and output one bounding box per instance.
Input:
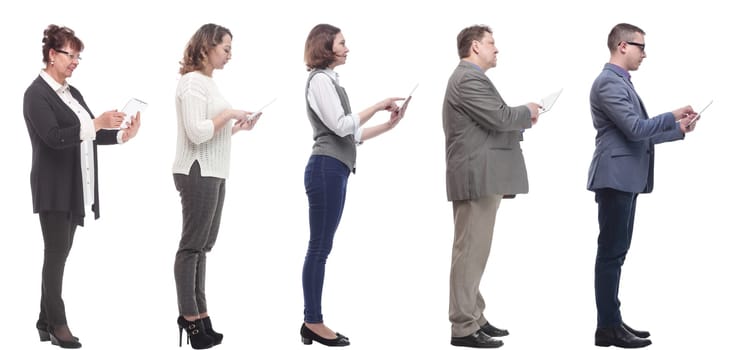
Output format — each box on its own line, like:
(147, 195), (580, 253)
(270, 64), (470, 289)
(172, 23), (259, 349)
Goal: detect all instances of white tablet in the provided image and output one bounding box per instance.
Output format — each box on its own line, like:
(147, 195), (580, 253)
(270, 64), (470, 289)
(539, 89), (563, 114)
(687, 100), (712, 126)
(398, 83), (418, 114)
(121, 98), (147, 128)
(248, 97), (277, 120)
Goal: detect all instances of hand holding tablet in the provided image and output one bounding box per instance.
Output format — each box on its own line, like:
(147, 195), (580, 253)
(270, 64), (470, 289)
(248, 97), (277, 120)
(539, 89), (563, 114)
(687, 100), (712, 127)
(121, 98), (147, 128)
(397, 83), (418, 115)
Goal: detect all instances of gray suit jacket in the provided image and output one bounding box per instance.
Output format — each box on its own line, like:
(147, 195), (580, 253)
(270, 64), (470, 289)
(443, 61), (532, 201)
(587, 63), (684, 194)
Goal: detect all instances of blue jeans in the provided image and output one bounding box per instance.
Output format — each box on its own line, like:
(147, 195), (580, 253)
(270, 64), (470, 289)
(594, 188), (638, 328)
(302, 155), (350, 323)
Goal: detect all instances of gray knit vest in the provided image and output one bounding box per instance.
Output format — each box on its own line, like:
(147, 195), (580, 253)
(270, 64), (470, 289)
(305, 70), (357, 172)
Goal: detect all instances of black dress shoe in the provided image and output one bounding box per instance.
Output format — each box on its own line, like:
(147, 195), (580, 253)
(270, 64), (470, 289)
(451, 330), (503, 348)
(595, 324), (651, 348)
(300, 323), (350, 346)
(622, 323), (650, 339)
(480, 322), (509, 337)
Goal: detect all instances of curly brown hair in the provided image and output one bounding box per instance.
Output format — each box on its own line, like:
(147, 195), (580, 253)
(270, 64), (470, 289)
(179, 23), (232, 75)
(41, 24), (84, 64)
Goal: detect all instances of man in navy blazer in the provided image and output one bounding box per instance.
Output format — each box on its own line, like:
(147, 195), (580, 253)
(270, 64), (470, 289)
(587, 23), (698, 348)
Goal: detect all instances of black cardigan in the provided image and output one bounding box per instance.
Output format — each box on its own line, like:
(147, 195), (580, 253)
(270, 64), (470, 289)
(23, 75), (119, 226)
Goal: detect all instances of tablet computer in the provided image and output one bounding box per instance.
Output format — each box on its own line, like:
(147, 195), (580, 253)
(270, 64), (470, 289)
(687, 100), (712, 126)
(398, 83), (418, 114)
(248, 97), (277, 120)
(539, 89), (562, 114)
(121, 98), (147, 128)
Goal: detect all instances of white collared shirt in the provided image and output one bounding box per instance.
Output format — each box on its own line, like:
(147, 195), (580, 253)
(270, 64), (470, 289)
(40, 70), (97, 209)
(307, 69), (363, 143)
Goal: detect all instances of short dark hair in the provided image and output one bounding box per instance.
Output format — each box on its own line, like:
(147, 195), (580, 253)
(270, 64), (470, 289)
(304, 23), (341, 71)
(41, 24), (84, 64)
(179, 23), (232, 75)
(457, 25), (492, 59)
(607, 23), (645, 52)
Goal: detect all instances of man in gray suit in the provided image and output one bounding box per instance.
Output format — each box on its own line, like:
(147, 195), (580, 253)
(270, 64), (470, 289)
(588, 23), (697, 348)
(443, 25), (541, 348)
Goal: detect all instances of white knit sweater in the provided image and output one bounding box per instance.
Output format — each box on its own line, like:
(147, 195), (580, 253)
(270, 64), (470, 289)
(172, 71), (233, 179)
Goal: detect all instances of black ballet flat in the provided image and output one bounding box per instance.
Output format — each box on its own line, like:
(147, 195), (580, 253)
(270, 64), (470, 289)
(300, 323), (350, 346)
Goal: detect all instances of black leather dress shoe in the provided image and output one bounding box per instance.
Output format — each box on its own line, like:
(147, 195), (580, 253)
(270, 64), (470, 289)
(480, 323), (509, 337)
(595, 324), (651, 348)
(451, 330), (503, 348)
(622, 323), (650, 339)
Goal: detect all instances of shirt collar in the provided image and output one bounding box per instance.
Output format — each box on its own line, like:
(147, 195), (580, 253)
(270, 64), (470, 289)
(604, 63), (631, 81)
(321, 68), (339, 83)
(39, 70), (70, 93)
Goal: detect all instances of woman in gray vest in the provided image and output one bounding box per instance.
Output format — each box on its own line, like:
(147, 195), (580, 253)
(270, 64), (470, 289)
(300, 23), (410, 346)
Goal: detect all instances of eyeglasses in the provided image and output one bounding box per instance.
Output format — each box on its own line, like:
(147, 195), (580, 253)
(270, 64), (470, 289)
(625, 41), (646, 52)
(55, 49), (82, 61)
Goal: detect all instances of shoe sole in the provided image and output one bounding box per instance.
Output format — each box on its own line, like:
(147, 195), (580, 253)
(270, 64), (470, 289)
(595, 340), (652, 348)
(451, 340), (504, 348)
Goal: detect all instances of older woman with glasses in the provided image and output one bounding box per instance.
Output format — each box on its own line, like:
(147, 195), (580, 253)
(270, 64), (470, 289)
(23, 24), (141, 348)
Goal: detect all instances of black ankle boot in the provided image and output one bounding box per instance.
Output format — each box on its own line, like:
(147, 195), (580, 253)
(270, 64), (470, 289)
(177, 316), (214, 349)
(201, 316), (223, 345)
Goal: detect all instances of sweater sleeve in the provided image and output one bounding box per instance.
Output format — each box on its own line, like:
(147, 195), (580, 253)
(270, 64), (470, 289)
(178, 75), (215, 145)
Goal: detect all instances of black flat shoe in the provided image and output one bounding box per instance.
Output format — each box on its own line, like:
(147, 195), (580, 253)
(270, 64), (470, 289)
(622, 323), (650, 339)
(480, 322), (509, 337)
(300, 323), (350, 346)
(451, 330), (503, 348)
(595, 324), (651, 348)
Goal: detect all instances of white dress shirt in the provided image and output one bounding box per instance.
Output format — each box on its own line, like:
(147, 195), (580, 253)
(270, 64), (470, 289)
(307, 69), (363, 143)
(39, 71), (122, 213)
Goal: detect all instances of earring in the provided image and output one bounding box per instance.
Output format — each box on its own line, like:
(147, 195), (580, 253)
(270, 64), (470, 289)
(51, 60), (55, 66)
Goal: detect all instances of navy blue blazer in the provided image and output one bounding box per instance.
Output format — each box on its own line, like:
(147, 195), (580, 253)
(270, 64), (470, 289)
(587, 63), (684, 194)
(23, 75), (119, 225)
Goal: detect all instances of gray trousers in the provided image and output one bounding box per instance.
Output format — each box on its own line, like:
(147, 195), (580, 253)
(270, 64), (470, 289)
(449, 195), (503, 337)
(173, 161), (226, 316)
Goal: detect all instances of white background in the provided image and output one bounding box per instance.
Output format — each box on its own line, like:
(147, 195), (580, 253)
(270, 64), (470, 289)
(2, 1), (734, 349)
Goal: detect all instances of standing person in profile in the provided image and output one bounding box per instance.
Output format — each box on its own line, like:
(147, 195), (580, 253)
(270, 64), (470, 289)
(23, 24), (141, 349)
(587, 23), (697, 349)
(172, 23), (260, 349)
(299, 23), (409, 347)
(442, 24), (541, 349)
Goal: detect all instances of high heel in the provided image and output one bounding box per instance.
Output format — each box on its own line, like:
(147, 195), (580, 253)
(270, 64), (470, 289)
(300, 323), (350, 346)
(48, 326), (82, 349)
(38, 328), (51, 342)
(177, 316), (214, 349)
(38, 328), (79, 342)
(201, 316), (223, 345)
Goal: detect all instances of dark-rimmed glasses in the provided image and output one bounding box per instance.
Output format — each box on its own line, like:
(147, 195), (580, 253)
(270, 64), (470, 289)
(55, 49), (82, 61)
(625, 41), (645, 52)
